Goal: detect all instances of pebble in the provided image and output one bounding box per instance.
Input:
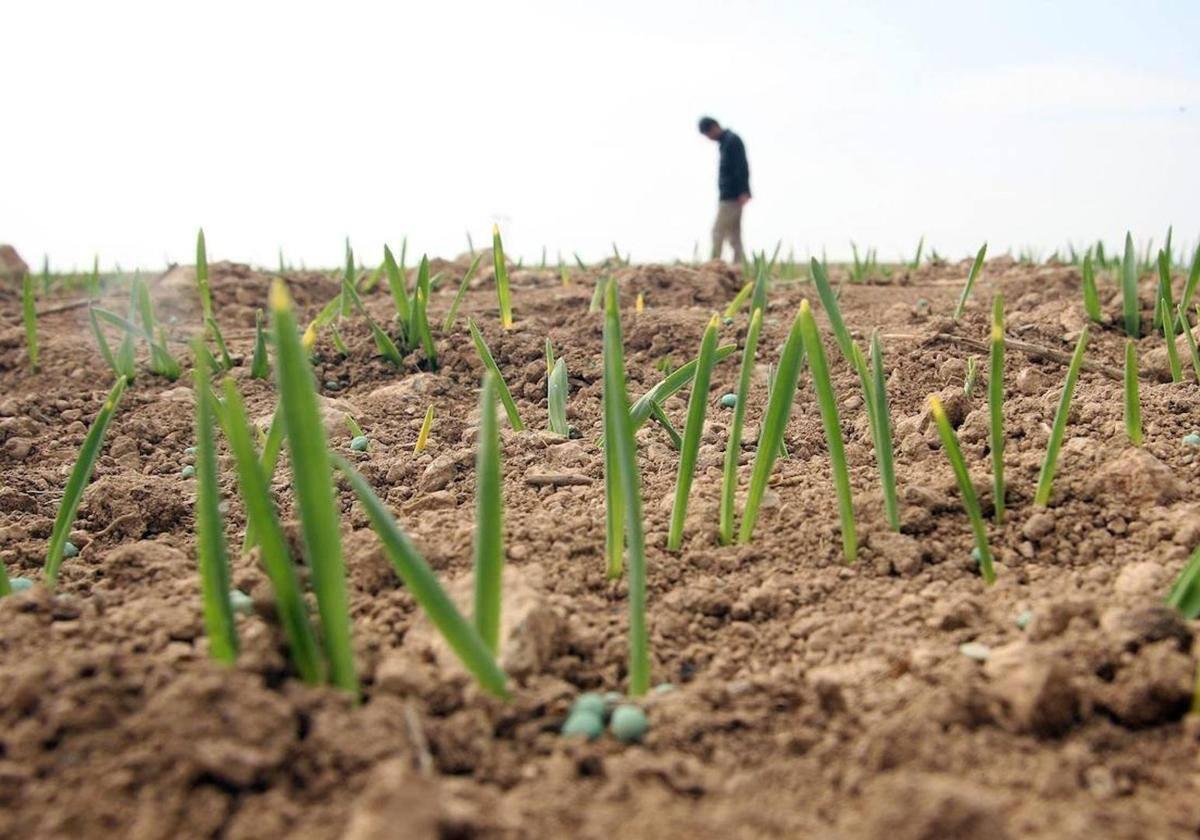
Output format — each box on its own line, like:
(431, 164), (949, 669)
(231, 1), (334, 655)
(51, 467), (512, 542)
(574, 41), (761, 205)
(184, 446), (197, 456)
(603, 691), (624, 710)
(1015, 610), (1034, 630)
(181, 465), (196, 478)
(561, 709), (604, 741)
(229, 590), (254, 616)
(958, 641), (991, 661)
(722, 316), (734, 326)
(10, 577), (34, 592)
(350, 436), (369, 452)
(610, 704), (649, 743)
(652, 682), (676, 694)
(325, 380), (341, 391)
(719, 393), (738, 408)
(1022, 512), (1056, 541)
(571, 692), (606, 719)
(1184, 433), (1200, 447)
(63, 541), (79, 558)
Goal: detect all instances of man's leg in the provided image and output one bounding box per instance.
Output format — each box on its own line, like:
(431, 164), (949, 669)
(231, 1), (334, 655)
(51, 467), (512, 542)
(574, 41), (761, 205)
(728, 202), (745, 265)
(711, 205), (726, 261)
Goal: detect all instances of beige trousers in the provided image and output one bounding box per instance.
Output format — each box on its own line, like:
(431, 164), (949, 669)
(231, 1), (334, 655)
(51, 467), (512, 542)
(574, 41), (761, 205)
(711, 200), (745, 264)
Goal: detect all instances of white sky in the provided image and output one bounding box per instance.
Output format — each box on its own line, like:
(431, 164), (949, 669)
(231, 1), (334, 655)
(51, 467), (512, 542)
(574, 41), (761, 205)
(4, 0), (1199, 270)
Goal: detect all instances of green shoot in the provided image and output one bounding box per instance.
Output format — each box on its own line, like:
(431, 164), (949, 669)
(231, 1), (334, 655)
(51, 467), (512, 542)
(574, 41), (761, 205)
(250, 309), (270, 379)
(810, 258), (854, 361)
(1034, 325), (1090, 506)
(761, 363), (790, 458)
(492, 225), (514, 329)
(1180, 242), (1200, 318)
(628, 345), (737, 433)
(929, 395), (995, 584)
(441, 254), (483, 332)
(1178, 304), (1200, 382)
(207, 317), (234, 371)
(1167, 543), (1200, 620)
(603, 279), (650, 696)
(329, 323), (350, 357)
(1160, 295), (1182, 383)
(739, 307), (805, 544)
(909, 235), (925, 269)
(415, 404), (434, 453)
(1125, 339), (1142, 445)
(1156, 249), (1176, 333)
(332, 456), (509, 697)
(409, 257), (438, 367)
(964, 355), (979, 398)
(798, 300), (857, 562)
(467, 319), (524, 431)
(1081, 253), (1101, 322)
(343, 268), (404, 366)
(473, 374), (505, 654)
(648, 401), (683, 449)
(270, 279), (358, 695)
(870, 333), (900, 531)
(89, 306), (121, 377)
(548, 356), (569, 437)
(192, 343), (237, 663)
(345, 414), (365, 439)
(953, 243), (988, 319)
(22, 273), (38, 372)
(196, 228), (213, 325)
(1121, 232), (1139, 337)
(589, 276), (606, 313)
(383, 243), (411, 327)
(720, 308), (763, 545)
(44, 376), (128, 585)
(219, 380), (323, 683)
(724, 281), (754, 318)
(239, 405), (284, 555)
(989, 296), (1005, 524)
(666, 314), (720, 551)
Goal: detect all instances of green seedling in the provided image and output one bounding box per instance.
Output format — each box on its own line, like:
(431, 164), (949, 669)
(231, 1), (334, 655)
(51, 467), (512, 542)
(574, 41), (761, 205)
(1178, 304), (1200, 382)
(1125, 339), (1142, 445)
(1081, 253), (1101, 322)
(548, 356), (570, 437)
(196, 228), (213, 325)
(870, 333), (900, 531)
(1121, 232), (1139, 337)
(332, 456), (509, 698)
(964, 355), (979, 398)
(238, 404), (284, 555)
(473, 374), (505, 654)
(603, 279), (650, 695)
(192, 343), (237, 663)
(720, 308), (763, 545)
(589, 276), (606, 313)
(492, 225), (514, 328)
(627, 345), (737, 433)
(44, 376), (128, 585)
(343, 263), (404, 366)
(953, 243), (988, 319)
(648, 402), (682, 449)
(270, 279), (357, 695)
(667, 314), (720, 551)
(415, 404), (434, 454)
(1160, 294), (1182, 383)
(22, 273), (38, 372)
(989, 296), (1005, 523)
(1179, 241), (1200, 318)
(1156, 248), (1176, 333)
(724, 281), (753, 318)
(929, 395), (995, 584)
(467, 319), (524, 431)
(798, 300), (857, 562)
(739, 306), (806, 544)
(383, 243), (411, 328)
(250, 309), (270, 379)
(1034, 326), (1090, 506)
(207, 317), (234, 371)
(442, 254), (483, 332)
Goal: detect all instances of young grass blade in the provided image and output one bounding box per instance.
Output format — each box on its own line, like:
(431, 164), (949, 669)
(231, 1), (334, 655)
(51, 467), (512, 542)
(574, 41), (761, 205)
(1167, 541), (1200, 619)
(989, 295), (1006, 524)
(666, 314), (720, 551)
(89, 254), (100, 300)
(720, 308), (763, 545)
(750, 257), (769, 315)
(89, 306), (120, 376)
(628, 345), (738, 432)
(117, 299), (137, 381)
(953, 243), (988, 319)
(869, 332), (900, 531)
(304, 294), (343, 354)
(963, 355), (979, 398)
(760, 362), (790, 458)
(603, 279), (650, 695)
(192, 343), (237, 663)
(331, 456), (509, 698)
(196, 228), (214, 325)
(723, 281), (754, 318)
(329, 323), (350, 357)
(1180, 242), (1200, 318)
(44, 376), (128, 585)
(589, 276), (606, 313)
(603, 370), (625, 580)
(415, 404), (434, 453)
(1160, 295), (1183, 383)
(473, 374), (505, 654)
(1034, 325), (1090, 506)
(548, 357), (570, 436)
(1081, 253), (1101, 322)
(250, 309), (270, 379)
(441, 254), (483, 332)
(412, 287), (438, 369)
(1121, 232), (1139, 337)
(492, 225), (514, 329)
(574, 252), (587, 271)
(928, 396), (995, 584)
(648, 401), (683, 449)
(343, 276), (404, 366)
(383, 244), (411, 328)
(798, 301), (857, 562)
(345, 414), (365, 439)
(810, 258), (854, 362)
(738, 308), (805, 544)
(207, 317), (234, 371)
(219, 380), (324, 683)
(1178, 304), (1200, 382)
(270, 279), (358, 695)
(22, 273), (38, 372)
(1125, 339), (1143, 445)
(467, 319), (524, 431)
(239, 405), (285, 554)
(1156, 249), (1177, 333)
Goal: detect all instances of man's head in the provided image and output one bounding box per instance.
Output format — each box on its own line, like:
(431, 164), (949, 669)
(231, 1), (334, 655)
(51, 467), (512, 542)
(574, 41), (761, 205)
(698, 116), (723, 140)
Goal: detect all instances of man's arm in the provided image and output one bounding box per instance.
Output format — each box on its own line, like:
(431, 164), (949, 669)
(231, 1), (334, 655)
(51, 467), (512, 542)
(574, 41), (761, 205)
(734, 137), (751, 203)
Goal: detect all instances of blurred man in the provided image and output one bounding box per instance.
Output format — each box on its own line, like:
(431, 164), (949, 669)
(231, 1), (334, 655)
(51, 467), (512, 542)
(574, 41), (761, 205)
(698, 116), (750, 264)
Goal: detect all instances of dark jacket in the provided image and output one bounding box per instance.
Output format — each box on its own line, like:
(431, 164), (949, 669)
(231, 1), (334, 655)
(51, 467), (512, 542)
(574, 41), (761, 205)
(718, 129), (750, 201)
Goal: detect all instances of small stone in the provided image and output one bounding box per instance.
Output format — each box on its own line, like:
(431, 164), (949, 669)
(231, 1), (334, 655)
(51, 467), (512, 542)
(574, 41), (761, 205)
(1015, 610), (1033, 630)
(603, 691), (623, 710)
(914, 298), (931, 316)
(325, 380), (341, 391)
(10, 577), (34, 592)
(184, 446), (197, 456)
(610, 704), (648, 743)
(561, 709), (603, 741)
(181, 465), (196, 478)
(1185, 433), (1200, 447)
(1022, 512), (1055, 541)
(652, 683), (675, 694)
(571, 692), (606, 718)
(350, 435), (369, 452)
(722, 316), (734, 326)
(63, 541), (79, 558)
(959, 641), (991, 661)
(719, 393), (737, 408)
(229, 590), (254, 616)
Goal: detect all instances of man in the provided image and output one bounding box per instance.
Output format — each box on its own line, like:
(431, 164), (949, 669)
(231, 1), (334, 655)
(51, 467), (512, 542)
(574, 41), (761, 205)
(698, 116), (750, 264)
